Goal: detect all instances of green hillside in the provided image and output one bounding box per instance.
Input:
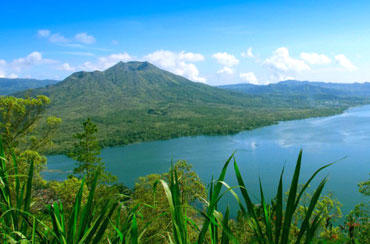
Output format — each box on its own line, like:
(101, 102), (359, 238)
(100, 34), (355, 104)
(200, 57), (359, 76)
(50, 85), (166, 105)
(18, 62), (366, 153)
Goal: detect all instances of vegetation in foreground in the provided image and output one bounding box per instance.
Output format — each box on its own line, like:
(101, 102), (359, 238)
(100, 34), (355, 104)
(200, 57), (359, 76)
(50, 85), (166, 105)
(0, 95), (369, 243)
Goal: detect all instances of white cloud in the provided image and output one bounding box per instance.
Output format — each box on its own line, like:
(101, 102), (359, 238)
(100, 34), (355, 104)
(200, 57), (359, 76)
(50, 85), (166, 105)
(81, 52), (133, 71)
(335, 54), (358, 71)
(0, 59), (13, 78)
(37, 30), (96, 45)
(1, 52), (69, 78)
(58, 63), (76, 71)
(300, 52), (331, 64)
(13, 52), (55, 67)
(75, 32), (96, 44)
(264, 47), (310, 81)
(240, 72), (258, 84)
(37, 30), (69, 43)
(49, 33), (69, 43)
(144, 50), (206, 82)
(37, 29), (50, 37)
(81, 61), (98, 71)
(8, 52), (56, 75)
(217, 66), (234, 75)
(265, 47), (310, 72)
(241, 47), (254, 58)
(212, 52), (239, 67)
(98, 53), (133, 68)
(0, 60), (20, 78)
(178, 51), (205, 62)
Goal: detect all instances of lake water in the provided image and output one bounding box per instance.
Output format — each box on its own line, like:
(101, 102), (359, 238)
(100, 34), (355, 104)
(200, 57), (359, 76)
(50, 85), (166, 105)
(44, 105), (370, 218)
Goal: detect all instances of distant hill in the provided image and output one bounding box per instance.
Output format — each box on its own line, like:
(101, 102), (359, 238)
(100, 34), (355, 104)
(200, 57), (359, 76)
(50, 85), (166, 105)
(17, 63), (368, 153)
(282, 80), (370, 97)
(219, 80), (370, 97)
(0, 78), (59, 95)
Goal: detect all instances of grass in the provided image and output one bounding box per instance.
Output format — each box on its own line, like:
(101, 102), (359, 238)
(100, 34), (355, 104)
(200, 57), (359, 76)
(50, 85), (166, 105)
(0, 136), (335, 243)
(0, 137), (139, 243)
(233, 150), (332, 244)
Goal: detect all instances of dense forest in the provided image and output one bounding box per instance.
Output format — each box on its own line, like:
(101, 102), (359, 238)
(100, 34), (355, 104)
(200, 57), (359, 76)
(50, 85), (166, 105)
(0, 95), (369, 243)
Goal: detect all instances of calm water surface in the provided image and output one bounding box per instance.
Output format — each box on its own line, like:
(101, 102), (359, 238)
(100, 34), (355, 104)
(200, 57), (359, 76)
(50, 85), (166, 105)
(44, 105), (370, 217)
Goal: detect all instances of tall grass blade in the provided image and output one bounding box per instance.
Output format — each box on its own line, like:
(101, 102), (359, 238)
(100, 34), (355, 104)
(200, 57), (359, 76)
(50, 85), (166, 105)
(67, 178), (85, 243)
(295, 178), (328, 244)
(78, 170), (99, 241)
(280, 150), (303, 244)
(233, 158), (264, 240)
(91, 202), (119, 244)
(197, 153), (235, 244)
(259, 179), (273, 243)
(294, 163), (334, 210)
(221, 206), (230, 244)
(274, 168), (284, 243)
(131, 213), (138, 244)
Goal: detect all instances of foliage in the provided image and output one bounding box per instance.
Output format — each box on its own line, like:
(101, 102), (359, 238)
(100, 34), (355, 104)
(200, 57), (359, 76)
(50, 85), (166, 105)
(1, 133), (369, 243)
(358, 173), (370, 196)
(132, 160), (206, 243)
(345, 173), (370, 244)
(0, 95), (61, 153)
(68, 118), (117, 186)
(233, 150), (332, 244)
(0, 137), (138, 243)
(0, 95), (61, 190)
(48, 176), (89, 211)
(293, 191), (343, 241)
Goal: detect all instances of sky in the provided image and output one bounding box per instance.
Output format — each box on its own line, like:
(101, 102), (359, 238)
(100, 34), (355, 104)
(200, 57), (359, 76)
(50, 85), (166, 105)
(0, 0), (369, 85)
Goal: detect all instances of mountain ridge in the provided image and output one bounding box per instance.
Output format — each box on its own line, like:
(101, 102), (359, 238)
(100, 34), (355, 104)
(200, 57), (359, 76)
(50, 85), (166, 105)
(218, 80), (370, 97)
(0, 78), (59, 95)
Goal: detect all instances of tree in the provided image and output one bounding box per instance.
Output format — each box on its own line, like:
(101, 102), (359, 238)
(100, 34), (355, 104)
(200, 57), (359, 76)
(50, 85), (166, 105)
(68, 118), (116, 186)
(359, 173), (370, 196)
(0, 95), (61, 185)
(294, 192), (343, 241)
(132, 160), (206, 243)
(0, 95), (61, 153)
(347, 174), (370, 243)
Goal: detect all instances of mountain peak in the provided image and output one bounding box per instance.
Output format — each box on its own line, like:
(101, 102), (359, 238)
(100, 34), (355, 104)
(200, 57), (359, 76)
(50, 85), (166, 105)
(105, 61), (156, 73)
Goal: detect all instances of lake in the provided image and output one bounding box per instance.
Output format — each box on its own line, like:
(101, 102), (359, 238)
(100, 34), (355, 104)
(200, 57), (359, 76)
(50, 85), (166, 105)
(43, 105), (370, 218)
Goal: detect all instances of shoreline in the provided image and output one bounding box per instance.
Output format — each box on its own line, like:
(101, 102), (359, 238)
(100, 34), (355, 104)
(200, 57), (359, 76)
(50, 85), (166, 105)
(45, 105), (362, 156)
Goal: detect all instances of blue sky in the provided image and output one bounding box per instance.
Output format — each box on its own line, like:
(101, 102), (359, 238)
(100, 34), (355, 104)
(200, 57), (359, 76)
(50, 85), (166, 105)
(1, 0), (369, 85)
